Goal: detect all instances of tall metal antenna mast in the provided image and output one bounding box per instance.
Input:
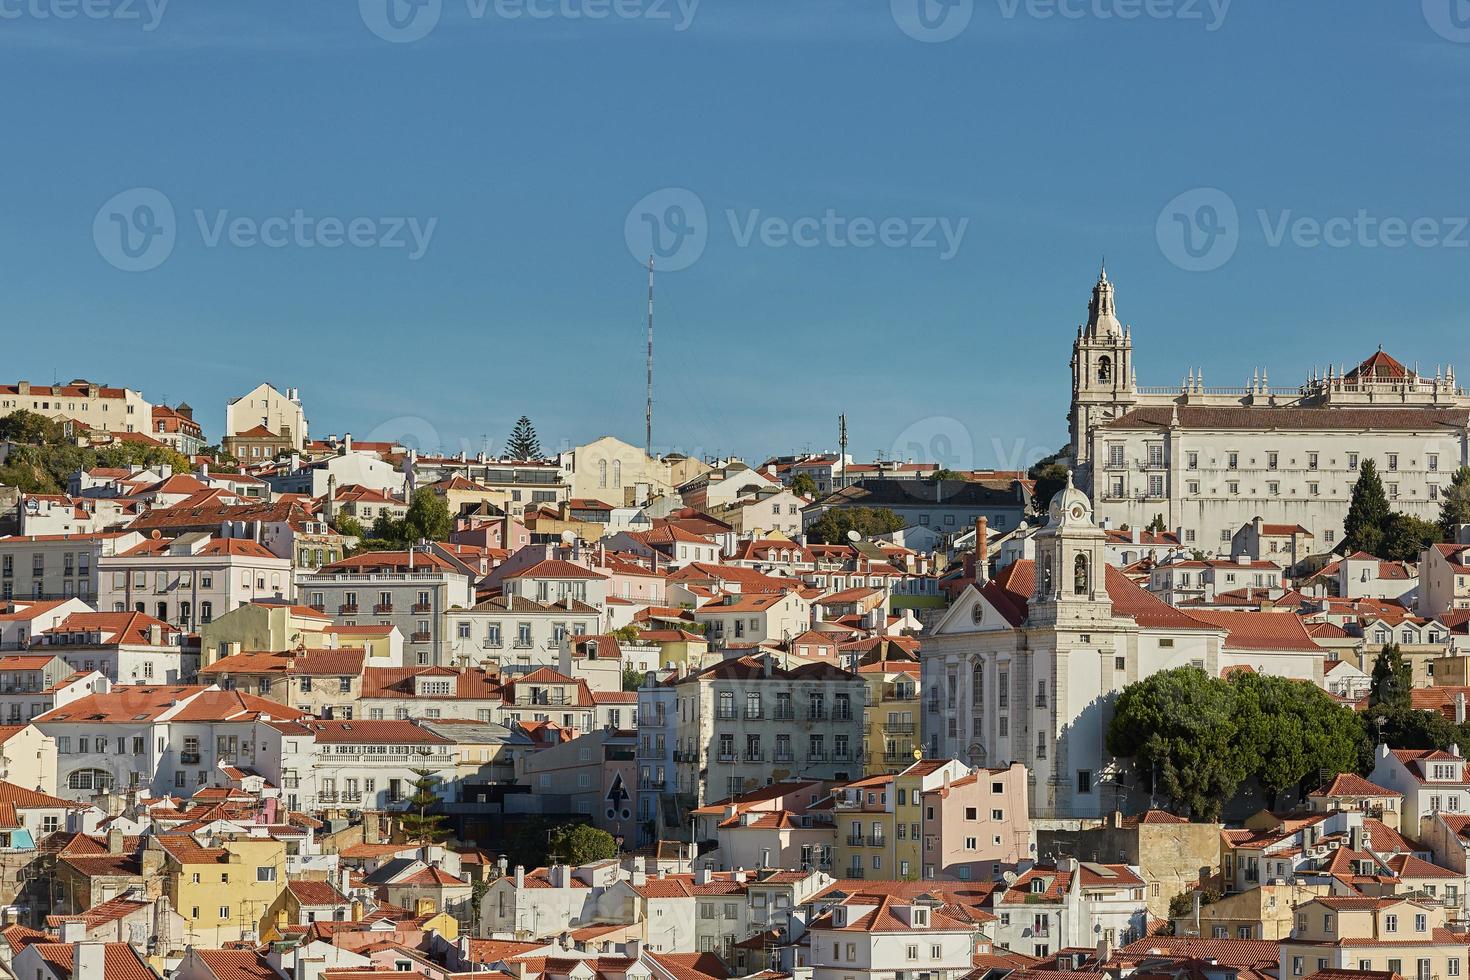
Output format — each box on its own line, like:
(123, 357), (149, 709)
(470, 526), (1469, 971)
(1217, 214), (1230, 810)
(838, 414), (848, 489)
(646, 254), (655, 455)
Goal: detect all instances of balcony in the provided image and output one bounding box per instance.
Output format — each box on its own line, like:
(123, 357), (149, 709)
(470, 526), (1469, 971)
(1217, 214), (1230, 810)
(807, 752), (827, 762)
(522, 694), (570, 706)
(717, 752), (736, 763)
(715, 710), (737, 722)
(743, 752), (765, 763)
(180, 752), (201, 765)
(745, 709), (763, 721)
(867, 835), (886, 847)
(412, 602), (432, 613)
(309, 603), (326, 613)
(846, 868), (865, 879)
(808, 708), (827, 721)
(774, 753), (795, 764)
(410, 632), (432, 643)
(1035, 696), (1048, 708)
(340, 792), (363, 803)
(339, 604), (359, 614)
(833, 710), (854, 722)
(846, 834), (865, 846)
(773, 708), (796, 722)
(883, 722), (915, 735)
(282, 777), (300, 789)
(373, 603), (394, 614)
(318, 792), (338, 803)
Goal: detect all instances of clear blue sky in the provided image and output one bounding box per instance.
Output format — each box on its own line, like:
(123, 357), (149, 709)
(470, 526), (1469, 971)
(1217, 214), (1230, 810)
(4, 0), (1469, 469)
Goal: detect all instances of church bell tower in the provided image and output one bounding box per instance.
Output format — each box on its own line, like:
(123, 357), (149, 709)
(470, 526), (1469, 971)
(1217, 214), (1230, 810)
(1030, 474), (1112, 628)
(1069, 265), (1138, 476)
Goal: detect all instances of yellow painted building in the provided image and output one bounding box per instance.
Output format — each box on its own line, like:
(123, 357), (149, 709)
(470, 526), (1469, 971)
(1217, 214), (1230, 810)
(199, 600), (399, 667)
(160, 835), (288, 947)
(859, 660), (921, 776)
(830, 773), (899, 881)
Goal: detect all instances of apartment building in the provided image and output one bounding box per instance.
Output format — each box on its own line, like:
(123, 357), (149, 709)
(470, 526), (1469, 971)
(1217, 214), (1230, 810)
(98, 533), (293, 631)
(34, 610), (196, 684)
(0, 597), (91, 651)
(0, 653), (107, 724)
(858, 659), (921, 776)
(990, 860), (1149, 957)
(34, 685), (308, 800)
(920, 762), (1031, 881)
(451, 595), (601, 674)
(0, 379), (152, 433)
(808, 891), (979, 980)
(1279, 896), (1460, 980)
(225, 382), (308, 451)
(514, 728), (638, 837)
(296, 550), (476, 667)
(198, 647), (368, 718)
(257, 718), (454, 815)
(158, 833), (288, 947)
(694, 591), (810, 650)
(0, 532), (145, 603)
(1370, 745), (1470, 828)
(673, 652), (866, 804)
(1420, 543), (1470, 617)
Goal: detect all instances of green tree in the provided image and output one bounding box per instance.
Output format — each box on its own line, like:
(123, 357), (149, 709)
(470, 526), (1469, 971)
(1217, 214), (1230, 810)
(333, 515), (367, 540)
(806, 506), (906, 545)
(1229, 672), (1364, 804)
(1380, 512), (1441, 562)
(404, 487), (453, 543)
(398, 767), (450, 843)
(547, 823), (618, 864)
(1440, 466), (1470, 542)
(612, 625), (642, 643)
(789, 473), (818, 499)
(371, 511), (406, 543)
(1343, 460), (1391, 555)
(1369, 644), (1412, 711)
(622, 663), (644, 691)
(928, 469), (965, 483)
(504, 417), (542, 461)
(1106, 667), (1247, 820)
(0, 410), (63, 445)
(1030, 463), (1071, 516)
(1147, 514), (1168, 533)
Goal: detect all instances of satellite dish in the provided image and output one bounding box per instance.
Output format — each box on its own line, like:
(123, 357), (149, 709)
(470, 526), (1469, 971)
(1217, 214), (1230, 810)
(846, 530), (861, 543)
(560, 530), (577, 545)
(1016, 521), (1029, 532)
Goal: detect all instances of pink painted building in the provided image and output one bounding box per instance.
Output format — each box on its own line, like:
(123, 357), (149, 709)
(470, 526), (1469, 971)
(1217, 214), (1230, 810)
(921, 762), (1031, 881)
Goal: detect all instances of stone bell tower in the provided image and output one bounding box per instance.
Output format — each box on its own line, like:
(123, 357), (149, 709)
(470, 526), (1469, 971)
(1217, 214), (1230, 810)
(1030, 474), (1112, 628)
(1069, 265), (1138, 476)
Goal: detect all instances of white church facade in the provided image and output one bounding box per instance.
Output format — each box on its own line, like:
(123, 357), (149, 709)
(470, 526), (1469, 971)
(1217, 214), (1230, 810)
(1069, 268), (1470, 553)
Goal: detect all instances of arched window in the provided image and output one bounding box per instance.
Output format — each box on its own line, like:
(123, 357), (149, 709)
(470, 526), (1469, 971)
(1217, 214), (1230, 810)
(1097, 355), (1112, 384)
(972, 660), (984, 712)
(613, 459), (622, 488)
(1075, 554), (1090, 595)
(1040, 556), (1054, 596)
(597, 459), (608, 488)
(67, 768), (114, 792)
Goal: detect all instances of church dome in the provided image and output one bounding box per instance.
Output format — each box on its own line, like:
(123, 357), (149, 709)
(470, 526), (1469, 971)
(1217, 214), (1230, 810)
(1046, 472), (1094, 528)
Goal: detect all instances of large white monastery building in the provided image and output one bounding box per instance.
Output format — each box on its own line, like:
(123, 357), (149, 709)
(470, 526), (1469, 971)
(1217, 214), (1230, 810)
(1069, 268), (1469, 551)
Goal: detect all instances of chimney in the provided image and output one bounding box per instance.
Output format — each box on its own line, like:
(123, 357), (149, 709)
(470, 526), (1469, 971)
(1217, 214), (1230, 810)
(73, 942), (106, 980)
(343, 432), (353, 453)
(515, 865), (525, 888)
(60, 919), (87, 943)
(975, 517), (989, 584)
(1456, 693), (1466, 726)
(107, 828), (123, 854)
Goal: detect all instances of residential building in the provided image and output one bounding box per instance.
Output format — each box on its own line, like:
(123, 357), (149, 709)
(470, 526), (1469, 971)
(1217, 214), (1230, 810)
(98, 533), (293, 631)
(151, 404), (204, 456)
(920, 762), (1031, 882)
(257, 718), (454, 814)
(673, 652), (867, 803)
(1370, 745), (1470, 827)
(805, 478), (1032, 539)
(990, 859), (1149, 957)
(0, 379), (152, 433)
(0, 532), (145, 603)
(34, 610), (196, 684)
(558, 436), (674, 507)
(808, 890), (980, 980)
(225, 383), (308, 451)
(1278, 896), (1460, 980)
(296, 550), (476, 667)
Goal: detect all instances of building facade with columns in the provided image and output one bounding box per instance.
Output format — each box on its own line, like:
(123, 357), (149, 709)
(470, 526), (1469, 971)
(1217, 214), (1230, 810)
(1069, 268), (1470, 553)
(921, 479), (1228, 819)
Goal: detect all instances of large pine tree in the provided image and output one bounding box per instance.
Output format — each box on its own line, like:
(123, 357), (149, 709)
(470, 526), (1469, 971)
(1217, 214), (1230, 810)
(1343, 459), (1390, 556)
(1440, 465), (1470, 542)
(398, 767), (449, 844)
(504, 417), (542, 461)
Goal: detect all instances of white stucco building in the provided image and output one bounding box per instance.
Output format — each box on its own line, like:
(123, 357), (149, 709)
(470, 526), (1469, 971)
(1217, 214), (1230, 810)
(1070, 268), (1469, 551)
(226, 382), (308, 450)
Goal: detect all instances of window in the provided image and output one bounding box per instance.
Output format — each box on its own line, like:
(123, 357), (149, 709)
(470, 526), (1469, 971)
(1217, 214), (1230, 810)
(1385, 914), (1398, 933)
(1227, 451), (1239, 470)
(1076, 770), (1093, 794)
(1388, 453), (1399, 470)
(257, 866), (277, 882)
(1308, 452), (1318, 470)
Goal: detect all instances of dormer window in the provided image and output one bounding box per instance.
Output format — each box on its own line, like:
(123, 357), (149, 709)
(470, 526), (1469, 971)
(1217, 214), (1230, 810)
(912, 907), (929, 927)
(1031, 879), (1046, 893)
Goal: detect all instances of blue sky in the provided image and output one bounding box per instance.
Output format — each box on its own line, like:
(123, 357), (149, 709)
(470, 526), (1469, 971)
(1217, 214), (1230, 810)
(4, 0), (1469, 468)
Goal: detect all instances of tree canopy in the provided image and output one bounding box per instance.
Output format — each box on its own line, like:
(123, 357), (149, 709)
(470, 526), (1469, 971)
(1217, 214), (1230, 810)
(1441, 466), (1470, 541)
(806, 506), (905, 544)
(505, 417), (542, 461)
(0, 410), (192, 494)
(398, 767), (450, 844)
(1343, 459), (1391, 556)
(789, 473), (818, 499)
(1107, 666), (1368, 817)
